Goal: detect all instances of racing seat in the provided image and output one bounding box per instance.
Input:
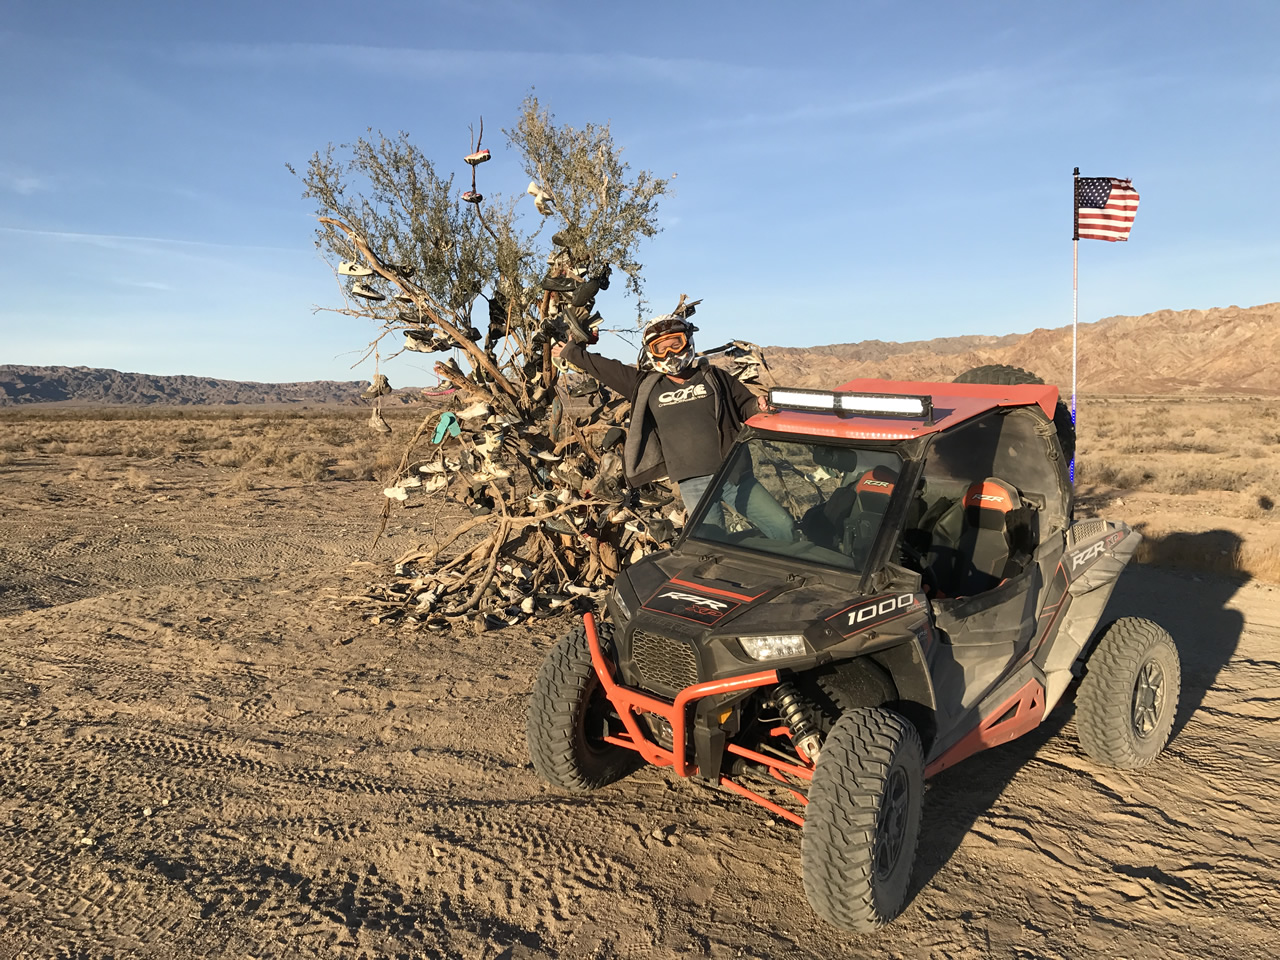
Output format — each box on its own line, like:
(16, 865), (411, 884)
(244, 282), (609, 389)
(926, 478), (1032, 597)
(800, 464), (897, 563)
(844, 465), (898, 565)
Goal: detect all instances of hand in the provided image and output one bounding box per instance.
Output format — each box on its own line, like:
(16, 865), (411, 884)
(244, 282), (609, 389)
(551, 341), (566, 359)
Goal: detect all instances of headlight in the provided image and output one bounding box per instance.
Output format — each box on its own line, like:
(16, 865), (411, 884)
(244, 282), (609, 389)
(738, 634), (806, 661)
(611, 584), (632, 622)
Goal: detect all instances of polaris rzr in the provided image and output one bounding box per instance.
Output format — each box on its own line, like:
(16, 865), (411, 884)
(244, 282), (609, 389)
(527, 375), (1181, 931)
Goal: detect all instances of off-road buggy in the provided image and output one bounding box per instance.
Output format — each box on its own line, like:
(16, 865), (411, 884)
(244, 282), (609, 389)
(527, 372), (1181, 931)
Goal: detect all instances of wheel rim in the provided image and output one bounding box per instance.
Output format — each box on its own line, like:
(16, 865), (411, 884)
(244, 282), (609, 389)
(577, 675), (615, 759)
(1131, 658), (1166, 738)
(874, 766), (910, 881)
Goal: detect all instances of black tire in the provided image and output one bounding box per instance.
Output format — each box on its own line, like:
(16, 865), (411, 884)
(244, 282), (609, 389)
(527, 621), (643, 791)
(952, 363), (1041, 386)
(801, 708), (924, 931)
(800, 661), (897, 734)
(1076, 617), (1181, 769)
(953, 364), (1076, 462)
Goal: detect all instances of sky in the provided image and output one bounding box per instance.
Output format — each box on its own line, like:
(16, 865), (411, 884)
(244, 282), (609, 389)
(1, 0), (1278, 384)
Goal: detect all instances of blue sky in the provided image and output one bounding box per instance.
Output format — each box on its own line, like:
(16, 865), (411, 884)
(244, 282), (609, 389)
(2, 1), (1277, 384)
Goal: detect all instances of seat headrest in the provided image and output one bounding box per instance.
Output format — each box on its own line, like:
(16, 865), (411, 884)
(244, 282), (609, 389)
(855, 466), (898, 504)
(963, 479), (1022, 529)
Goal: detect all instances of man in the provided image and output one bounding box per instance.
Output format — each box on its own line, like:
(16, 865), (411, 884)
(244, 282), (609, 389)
(554, 312), (794, 539)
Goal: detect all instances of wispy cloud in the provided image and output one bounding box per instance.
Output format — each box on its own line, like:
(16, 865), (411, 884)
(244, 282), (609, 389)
(707, 69), (1013, 130)
(2, 170), (51, 195)
(113, 278), (173, 291)
(0, 225), (298, 254)
(171, 41), (773, 89)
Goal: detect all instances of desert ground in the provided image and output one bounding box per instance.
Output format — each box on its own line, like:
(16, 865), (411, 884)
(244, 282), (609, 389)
(1, 403), (1278, 959)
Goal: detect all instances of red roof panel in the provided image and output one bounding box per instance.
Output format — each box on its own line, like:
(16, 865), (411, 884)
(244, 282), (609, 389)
(748, 378), (1060, 441)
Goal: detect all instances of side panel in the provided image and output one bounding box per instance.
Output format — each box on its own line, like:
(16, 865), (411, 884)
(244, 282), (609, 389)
(922, 521), (1138, 773)
(1034, 524), (1141, 709)
(925, 674), (1045, 777)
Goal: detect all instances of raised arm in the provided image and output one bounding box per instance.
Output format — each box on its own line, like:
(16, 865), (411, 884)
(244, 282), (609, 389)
(557, 341), (642, 397)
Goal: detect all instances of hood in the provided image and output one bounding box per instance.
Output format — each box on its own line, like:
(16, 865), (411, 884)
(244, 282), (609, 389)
(622, 550), (870, 635)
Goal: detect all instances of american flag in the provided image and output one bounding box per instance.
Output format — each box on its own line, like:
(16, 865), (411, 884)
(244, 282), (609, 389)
(1075, 177), (1139, 242)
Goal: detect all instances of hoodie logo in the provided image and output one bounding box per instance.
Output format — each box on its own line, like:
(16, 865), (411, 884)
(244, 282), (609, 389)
(657, 384), (708, 405)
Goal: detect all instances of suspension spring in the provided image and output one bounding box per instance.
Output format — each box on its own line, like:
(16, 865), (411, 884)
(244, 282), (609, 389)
(773, 682), (822, 763)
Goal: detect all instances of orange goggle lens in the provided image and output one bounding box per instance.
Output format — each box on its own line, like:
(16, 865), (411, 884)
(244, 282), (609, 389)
(647, 332), (688, 358)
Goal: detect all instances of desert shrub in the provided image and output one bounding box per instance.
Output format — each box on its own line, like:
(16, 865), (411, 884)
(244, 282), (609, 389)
(0, 451), (15, 467)
(1076, 458), (1154, 490)
(1077, 459), (1119, 486)
(124, 467), (154, 492)
(311, 424), (355, 446)
(121, 442), (156, 458)
(71, 459), (107, 481)
(248, 441), (290, 469)
(332, 461), (376, 481)
(214, 438), (262, 469)
(373, 448), (400, 483)
(225, 469), (256, 494)
(65, 441), (115, 457)
(287, 451), (329, 481)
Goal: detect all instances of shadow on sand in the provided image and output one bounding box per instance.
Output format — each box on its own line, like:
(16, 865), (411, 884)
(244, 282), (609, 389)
(905, 530), (1248, 908)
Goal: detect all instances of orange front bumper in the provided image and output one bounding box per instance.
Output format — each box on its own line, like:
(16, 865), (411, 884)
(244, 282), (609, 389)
(583, 612), (814, 825)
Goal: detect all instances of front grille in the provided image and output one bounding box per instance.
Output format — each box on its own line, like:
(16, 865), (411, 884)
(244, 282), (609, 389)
(631, 629), (700, 692)
(1068, 518), (1107, 546)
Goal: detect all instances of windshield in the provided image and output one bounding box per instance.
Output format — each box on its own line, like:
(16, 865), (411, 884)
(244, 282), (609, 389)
(686, 437), (904, 573)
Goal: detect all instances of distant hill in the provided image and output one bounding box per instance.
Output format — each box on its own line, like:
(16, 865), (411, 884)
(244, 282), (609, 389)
(0, 365), (413, 407)
(4, 301), (1276, 406)
(763, 301), (1280, 395)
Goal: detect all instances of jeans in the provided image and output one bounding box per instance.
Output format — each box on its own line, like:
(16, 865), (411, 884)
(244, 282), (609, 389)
(679, 474), (796, 541)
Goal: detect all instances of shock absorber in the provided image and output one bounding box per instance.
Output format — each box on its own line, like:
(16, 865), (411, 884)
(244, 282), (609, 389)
(773, 683), (823, 764)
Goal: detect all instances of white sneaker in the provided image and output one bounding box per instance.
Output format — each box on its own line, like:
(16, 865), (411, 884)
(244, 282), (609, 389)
(383, 485), (409, 501)
(369, 409), (392, 434)
(404, 333), (434, 353)
(457, 401), (491, 420)
(339, 260), (373, 277)
(527, 181), (556, 216)
(351, 281), (384, 301)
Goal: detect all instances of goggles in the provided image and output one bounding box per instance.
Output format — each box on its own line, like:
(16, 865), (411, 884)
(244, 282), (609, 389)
(646, 331), (688, 358)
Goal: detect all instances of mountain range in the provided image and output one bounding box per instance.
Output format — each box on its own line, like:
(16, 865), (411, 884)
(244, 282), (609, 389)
(0, 366), (393, 407)
(763, 301), (1279, 395)
(3, 301), (1276, 406)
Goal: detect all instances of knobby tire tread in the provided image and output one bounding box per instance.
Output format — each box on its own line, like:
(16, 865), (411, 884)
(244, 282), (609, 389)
(526, 622), (642, 792)
(801, 707), (923, 932)
(1076, 617), (1181, 769)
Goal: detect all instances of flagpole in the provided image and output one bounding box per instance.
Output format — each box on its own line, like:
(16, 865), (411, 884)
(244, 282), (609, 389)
(1071, 166), (1079, 484)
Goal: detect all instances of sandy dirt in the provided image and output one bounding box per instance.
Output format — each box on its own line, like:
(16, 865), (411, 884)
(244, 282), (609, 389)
(2, 447), (1279, 959)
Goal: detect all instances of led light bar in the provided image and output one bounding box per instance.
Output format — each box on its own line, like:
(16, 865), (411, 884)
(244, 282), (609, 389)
(768, 388), (933, 421)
